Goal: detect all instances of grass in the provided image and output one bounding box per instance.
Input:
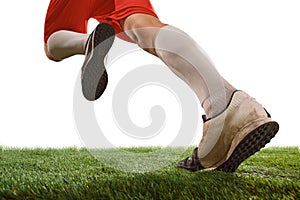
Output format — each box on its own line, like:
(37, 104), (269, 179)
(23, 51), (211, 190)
(0, 147), (299, 199)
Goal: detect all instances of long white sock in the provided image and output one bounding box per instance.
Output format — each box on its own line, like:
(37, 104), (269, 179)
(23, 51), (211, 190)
(47, 30), (89, 61)
(154, 25), (236, 118)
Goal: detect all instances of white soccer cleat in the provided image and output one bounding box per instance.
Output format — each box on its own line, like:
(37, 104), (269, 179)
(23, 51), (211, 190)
(179, 90), (279, 172)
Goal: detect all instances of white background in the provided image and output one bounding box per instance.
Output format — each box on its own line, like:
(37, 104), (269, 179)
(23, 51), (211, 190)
(0, 0), (299, 148)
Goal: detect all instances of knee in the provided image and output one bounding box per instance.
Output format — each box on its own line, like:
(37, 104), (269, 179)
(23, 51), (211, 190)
(154, 25), (198, 57)
(44, 42), (62, 62)
(44, 31), (67, 62)
(123, 14), (167, 49)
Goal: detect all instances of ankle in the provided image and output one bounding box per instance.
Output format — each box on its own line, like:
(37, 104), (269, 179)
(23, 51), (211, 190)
(202, 88), (236, 119)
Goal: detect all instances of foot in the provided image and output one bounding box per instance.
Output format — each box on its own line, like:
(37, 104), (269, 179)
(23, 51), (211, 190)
(81, 23), (115, 101)
(178, 90), (279, 172)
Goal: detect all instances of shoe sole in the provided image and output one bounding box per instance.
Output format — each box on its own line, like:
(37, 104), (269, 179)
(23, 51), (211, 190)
(216, 121), (279, 172)
(81, 23), (115, 101)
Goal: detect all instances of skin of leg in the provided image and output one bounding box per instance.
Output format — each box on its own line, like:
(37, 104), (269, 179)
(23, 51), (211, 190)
(44, 14), (163, 61)
(122, 14), (209, 100)
(44, 42), (60, 62)
(122, 14), (236, 118)
(44, 30), (89, 62)
(121, 13), (167, 56)
(122, 14), (212, 109)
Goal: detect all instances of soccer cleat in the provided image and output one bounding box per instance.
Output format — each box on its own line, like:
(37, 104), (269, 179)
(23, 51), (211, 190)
(179, 90), (279, 172)
(81, 23), (115, 101)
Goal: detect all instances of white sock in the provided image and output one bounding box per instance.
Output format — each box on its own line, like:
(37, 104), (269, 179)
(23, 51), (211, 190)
(154, 25), (236, 118)
(47, 30), (89, 61)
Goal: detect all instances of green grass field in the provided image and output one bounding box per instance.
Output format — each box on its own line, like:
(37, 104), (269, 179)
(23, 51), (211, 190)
(0, 147), (299, 199)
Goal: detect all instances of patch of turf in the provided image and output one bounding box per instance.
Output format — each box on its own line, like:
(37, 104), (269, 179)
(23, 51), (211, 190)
(0, 147), (299, 199)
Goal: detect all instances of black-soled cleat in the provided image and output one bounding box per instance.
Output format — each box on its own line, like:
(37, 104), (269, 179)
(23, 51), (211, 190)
(81, 23), (115, 101)
(216, 121), (279, 172)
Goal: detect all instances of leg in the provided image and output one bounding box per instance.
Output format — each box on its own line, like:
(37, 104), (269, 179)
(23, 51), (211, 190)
(45, 23), (115, 100)
(44, 0), (90, 61)
(122, 14), (279, 172)
(122, 13), (236, 118)
(44, 0), (116, 100)
(45, 31), (88, 61)
(121, 13), (166, 55)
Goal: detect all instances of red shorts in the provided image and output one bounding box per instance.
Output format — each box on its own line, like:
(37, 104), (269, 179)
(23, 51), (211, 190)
(44, 0), (158, 43)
